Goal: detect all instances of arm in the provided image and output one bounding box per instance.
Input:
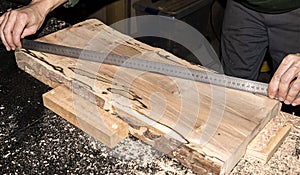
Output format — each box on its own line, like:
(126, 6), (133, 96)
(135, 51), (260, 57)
(268, 54), (300, 106)
(0, 0), (68, 51)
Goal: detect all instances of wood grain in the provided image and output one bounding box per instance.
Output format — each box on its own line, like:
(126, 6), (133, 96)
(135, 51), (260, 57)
(15, 19), (281, 174)
(43, 85), (129, 148)
(246, 119), (291, 163)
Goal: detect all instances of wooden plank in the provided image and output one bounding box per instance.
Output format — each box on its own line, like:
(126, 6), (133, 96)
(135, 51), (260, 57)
(15, 19), (281, 174)
(246, 115), (291, 163)
(42, 85), (129, 148)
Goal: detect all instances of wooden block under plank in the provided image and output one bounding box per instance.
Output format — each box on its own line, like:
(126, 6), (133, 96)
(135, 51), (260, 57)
(246, 120), (291, 163)
(43, 86), (129, 148)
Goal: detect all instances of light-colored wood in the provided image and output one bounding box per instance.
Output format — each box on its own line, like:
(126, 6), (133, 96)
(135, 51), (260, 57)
(15, 19), (281, 174)
(43, 85), (129, 148)
(246, 117), (291, 163)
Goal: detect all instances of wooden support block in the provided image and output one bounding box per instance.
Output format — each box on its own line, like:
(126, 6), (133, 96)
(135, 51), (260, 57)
(43, 86), (129, 148)
(246, 121), (291, 163)
(16, 19), (282, 174)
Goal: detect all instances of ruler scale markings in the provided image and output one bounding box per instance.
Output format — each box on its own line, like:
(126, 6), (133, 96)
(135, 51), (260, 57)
(21, 39), (272, 97)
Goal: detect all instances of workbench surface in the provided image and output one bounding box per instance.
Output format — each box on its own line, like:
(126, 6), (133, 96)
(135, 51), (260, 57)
(1, 1), (300, 174)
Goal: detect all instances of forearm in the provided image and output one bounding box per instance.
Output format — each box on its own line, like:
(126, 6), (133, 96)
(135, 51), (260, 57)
(29, 0), (68, 14)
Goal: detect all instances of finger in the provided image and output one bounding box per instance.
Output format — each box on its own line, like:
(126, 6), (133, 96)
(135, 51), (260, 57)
(3, 10), (18, 50)
(268, 55), (296, 99)
(0, 12), (11, 51)
(269, 73), (285, 100)
(292, 97), (300, 106)
(277, 65), (300, 101)
(12, 14), (28, 49)
(0, 14), (4, 26)
(0, 14), (4, 43)
(284, 77), (300, 105)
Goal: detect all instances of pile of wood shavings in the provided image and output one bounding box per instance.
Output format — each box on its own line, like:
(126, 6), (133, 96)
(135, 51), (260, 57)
(231, 113), (300, 174)
(250, 114), (287, 152)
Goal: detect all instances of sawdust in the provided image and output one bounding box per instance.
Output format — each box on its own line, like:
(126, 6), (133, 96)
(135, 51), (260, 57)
(85, 132), (195, 174)
(231, 113), (300, 174)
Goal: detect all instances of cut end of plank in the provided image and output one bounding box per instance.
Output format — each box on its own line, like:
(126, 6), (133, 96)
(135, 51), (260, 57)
(42, 86), (129, 148)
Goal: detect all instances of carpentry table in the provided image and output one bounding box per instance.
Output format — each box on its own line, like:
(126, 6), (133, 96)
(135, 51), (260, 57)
(1, 2), (300, 174)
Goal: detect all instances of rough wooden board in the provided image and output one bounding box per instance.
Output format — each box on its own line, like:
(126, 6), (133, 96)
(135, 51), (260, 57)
(231, 112), (300, 174)
(245, 115), (291, 163)
(42, 85), (129, 148)
(15, 19), (281, 174)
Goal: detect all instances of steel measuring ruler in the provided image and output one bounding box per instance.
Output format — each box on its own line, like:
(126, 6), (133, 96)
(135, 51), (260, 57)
(21, 39), (270, 96)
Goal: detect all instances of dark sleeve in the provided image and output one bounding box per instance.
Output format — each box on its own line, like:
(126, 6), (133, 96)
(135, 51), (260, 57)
(63, 0), (79, 8)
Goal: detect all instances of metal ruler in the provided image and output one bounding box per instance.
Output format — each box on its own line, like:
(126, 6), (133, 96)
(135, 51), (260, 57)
(21, 39), (270, 96)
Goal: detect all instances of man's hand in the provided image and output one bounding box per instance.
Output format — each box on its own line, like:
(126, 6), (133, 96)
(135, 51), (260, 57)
(0, 0), (67, 51)
(268, 54), (300, 106)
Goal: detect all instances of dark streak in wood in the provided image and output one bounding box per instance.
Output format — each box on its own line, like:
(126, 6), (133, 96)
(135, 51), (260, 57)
(124, 41), (152, 52)
(94, 23), (103, 27)
(155, 51), (181, 64)
(71, 79), (94, 91)
(68, 67), (113, 85)
(144, 129), (161, 140)
(130, 108), (190, 144)
(107, 87), (147, 109)
(71, 79), (105, 108)
(74, 24), (83, 28)
(22, 49), (65, 76)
